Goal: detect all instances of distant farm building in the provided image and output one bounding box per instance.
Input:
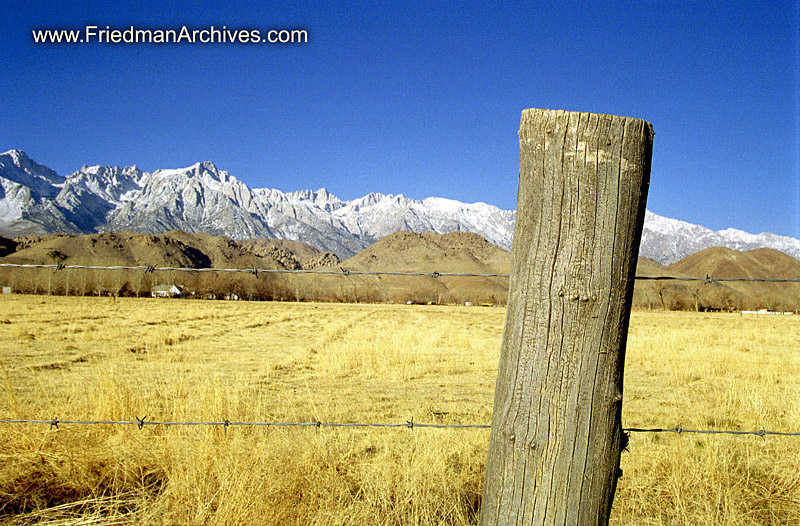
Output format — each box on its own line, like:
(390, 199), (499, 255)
(151, 284), (183, 298)
(1, 286), (11, 294)
(741, 309), (794, 316)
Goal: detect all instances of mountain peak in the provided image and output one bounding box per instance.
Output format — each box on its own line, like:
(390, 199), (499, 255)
(314, 187), (335, 200)
(148, 160), (229, 183)
(197, 160), (218, 171)
(2, 149), (48, 173)
(2, 149), (31, 163)
(0, 149), (64, 188)
(286, 188), (343, 205)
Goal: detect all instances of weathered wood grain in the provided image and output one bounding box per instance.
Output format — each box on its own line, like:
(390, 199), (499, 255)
(480, 109), (654, 526)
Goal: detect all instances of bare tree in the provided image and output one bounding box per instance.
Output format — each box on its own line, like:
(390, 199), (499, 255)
(132, 270), (148, 297)
(656, 282), (668, 310)
(110, 270), (127, 299)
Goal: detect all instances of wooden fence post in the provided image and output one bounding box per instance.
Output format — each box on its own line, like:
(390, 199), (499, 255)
(479, 109), (654, 525)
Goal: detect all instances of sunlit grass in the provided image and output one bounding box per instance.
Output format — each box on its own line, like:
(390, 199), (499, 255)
(0, 295), (798, 524)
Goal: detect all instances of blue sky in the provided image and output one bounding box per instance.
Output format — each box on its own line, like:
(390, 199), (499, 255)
(1, 1), (798, 237)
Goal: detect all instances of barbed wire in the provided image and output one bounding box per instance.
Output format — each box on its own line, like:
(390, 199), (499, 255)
(1, 262), (798, 283)
(635, 275), (800, 283)
(0, 417), (489, 430)
(1, 418), (799, 437)
(624, 425), (800, 437)
(0, 263), (507, 278)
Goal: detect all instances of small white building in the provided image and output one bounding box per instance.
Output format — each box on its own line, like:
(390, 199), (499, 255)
(741, 309), (793, 316)
(1, 286), (11, 294)
(151, 284), (182, 298)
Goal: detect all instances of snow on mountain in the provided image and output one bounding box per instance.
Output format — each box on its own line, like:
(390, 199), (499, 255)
(0, 150), (74, 236)
(326, 194), (516, 251)
(1, 150), (798, 263)
(0, 150), (64, 193)
(639, 210), (800, 264)
(66, 164), (145, 203)
(284, 188), (345, 212)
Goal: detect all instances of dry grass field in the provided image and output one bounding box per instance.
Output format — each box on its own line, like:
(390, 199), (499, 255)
(1, 294), (799, 525)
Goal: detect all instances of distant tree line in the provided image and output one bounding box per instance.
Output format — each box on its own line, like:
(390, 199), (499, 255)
(632, 280), (800, 313)
(0, 267), (509, 305)
(2, 267), (797, 312)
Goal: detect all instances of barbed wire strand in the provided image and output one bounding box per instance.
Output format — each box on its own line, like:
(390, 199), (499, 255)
(1, 418), (799, 437)
(0, 418), (489, 430)
(634, 275), (800, 283)
(1, 262), (799, 283)
(0, 263), (507, 278)
(624, 426), (800, 437)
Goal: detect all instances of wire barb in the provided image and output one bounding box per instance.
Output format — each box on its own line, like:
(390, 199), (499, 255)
(137, 416), (146, 430)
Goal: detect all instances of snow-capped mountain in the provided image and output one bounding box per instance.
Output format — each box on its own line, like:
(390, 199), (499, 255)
(1, 149), (799, 263)
(640, 210), (800, 264)
(0, 150), (515, 257)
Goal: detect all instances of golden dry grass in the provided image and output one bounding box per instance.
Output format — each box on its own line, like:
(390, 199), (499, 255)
(0, 295), (798, 525)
